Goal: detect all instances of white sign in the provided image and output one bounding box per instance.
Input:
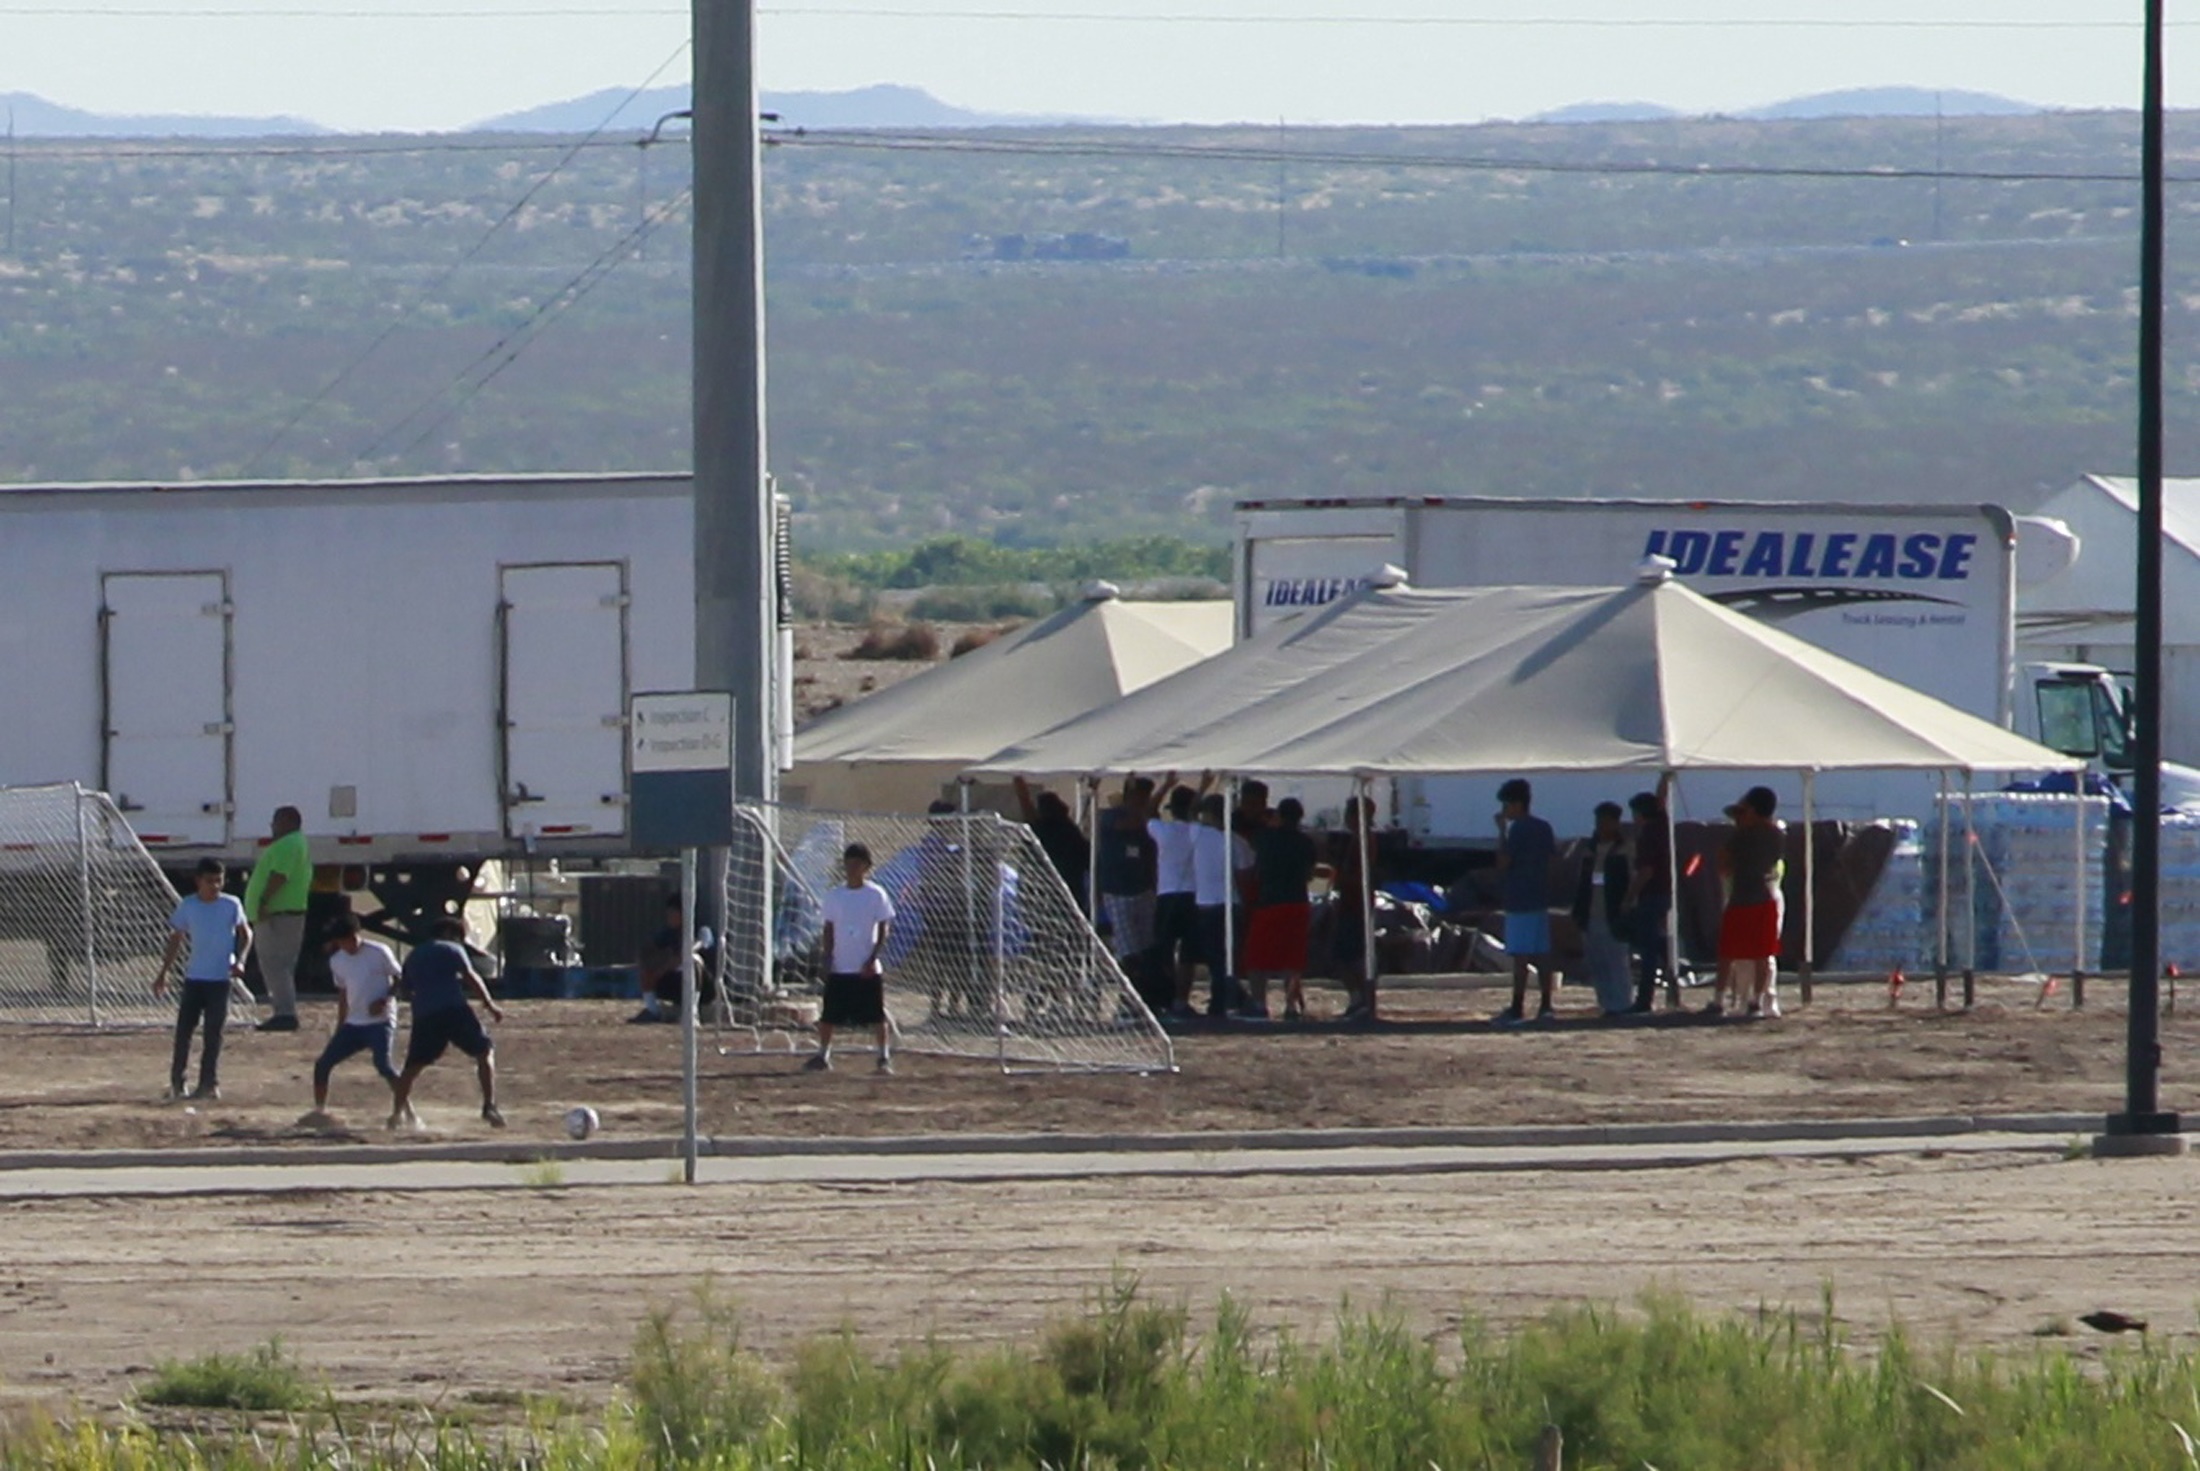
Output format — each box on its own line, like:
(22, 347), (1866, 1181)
(630, 691), (733, 774)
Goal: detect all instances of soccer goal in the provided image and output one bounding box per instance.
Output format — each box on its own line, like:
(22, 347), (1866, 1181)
(717, 802), (1174, 1074)
(0, 784), (182, 1025)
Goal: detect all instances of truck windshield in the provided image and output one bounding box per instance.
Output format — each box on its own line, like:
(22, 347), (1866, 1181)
(2034, 681), (2099, 759)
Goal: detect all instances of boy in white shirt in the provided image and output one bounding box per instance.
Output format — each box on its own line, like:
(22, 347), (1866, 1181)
(807, 842), (897, 1074)
(307, 912), (404, 1120)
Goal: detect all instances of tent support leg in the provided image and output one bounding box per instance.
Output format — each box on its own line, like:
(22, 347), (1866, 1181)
(1663, 770), (1682, 1010)
(1358, 777), (1378, 1015)
(1936, 771), (1951, 1011)
(1223, 777), (1238, 1015)
(1962, 770), (1978, 1011)
(2073, 779), (2088, 1011)
(1800, 770), (1816, 1007)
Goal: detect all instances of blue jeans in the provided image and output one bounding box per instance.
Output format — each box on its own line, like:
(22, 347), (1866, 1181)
(1629, 898), (1671, 1008)
(313, 1021), (399, 1087)
(171, 980), (230, 1093)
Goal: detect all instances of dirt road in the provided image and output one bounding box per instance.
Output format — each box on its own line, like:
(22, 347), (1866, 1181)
(1, 1146), (2190, 1415)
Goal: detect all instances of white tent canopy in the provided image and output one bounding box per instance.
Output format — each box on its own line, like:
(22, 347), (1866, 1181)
(970, 577), (2078, 781)
(2020, 474), (2200, 644)
(789, 589), (1232, 811)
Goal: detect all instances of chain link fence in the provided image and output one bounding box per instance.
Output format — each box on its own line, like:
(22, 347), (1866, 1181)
(0, 784), (182, 1025)
(716, 803), (1173, 1073)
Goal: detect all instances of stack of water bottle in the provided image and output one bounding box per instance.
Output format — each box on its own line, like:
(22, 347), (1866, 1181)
(1831, 820), (1927, 975)
(1927, 793), (2109, 975)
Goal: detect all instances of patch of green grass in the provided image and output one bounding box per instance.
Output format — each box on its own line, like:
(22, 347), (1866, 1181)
(37, 1284), (2200, 1467)
(137, 1339), (316, 1413)
(517, 1158), (566, 1188)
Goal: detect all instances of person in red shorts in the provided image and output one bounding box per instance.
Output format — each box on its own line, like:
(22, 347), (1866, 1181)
(1715, 785), (1787, 1019)
(1246, 798), (1318, 1020)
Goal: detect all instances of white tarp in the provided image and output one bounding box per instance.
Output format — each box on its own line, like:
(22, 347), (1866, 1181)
(970, 578), (2078, 780)
(790, 593), (1232, 811)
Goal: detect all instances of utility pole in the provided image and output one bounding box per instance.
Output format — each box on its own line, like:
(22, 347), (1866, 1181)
(2098, 0), (2183, 1157)
(692, 1), (774, 808)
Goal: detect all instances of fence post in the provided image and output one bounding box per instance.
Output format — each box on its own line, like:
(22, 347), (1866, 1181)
(76, 785), (98, 1026)
(1534, 1423), (1563, 1471)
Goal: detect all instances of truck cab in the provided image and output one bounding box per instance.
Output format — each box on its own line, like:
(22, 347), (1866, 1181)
(2020, 661), (2200, 809)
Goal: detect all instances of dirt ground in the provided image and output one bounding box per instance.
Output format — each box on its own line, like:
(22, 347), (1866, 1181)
(6, 980), (2198, 1415)
(0, 978), (2188, 1154)
(4, 1147), (2197, 1416)
(792, 619), (1002, 721)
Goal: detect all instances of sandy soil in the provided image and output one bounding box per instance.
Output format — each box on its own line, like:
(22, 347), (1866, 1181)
(5, 979), (2194, 1415)
(3, 1147), (2194, 1416)
(0, 979), (2185, 1156)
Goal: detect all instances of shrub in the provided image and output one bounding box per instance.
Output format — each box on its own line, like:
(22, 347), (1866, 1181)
(845, 621), (940, 661)
(948, 625), (1010, 657)
(138, 1340), (316, 1412)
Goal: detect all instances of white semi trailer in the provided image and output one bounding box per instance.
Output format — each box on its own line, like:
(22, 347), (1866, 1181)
(0, 473), (698, 928)
(1233, 496), (2112, 837)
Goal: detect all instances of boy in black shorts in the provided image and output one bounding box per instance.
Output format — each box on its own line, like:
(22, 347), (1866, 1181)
(388, 917), (507, 1129)
(807, 842), (897, 1074)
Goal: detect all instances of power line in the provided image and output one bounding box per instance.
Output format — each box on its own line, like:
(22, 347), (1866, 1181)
(0, 5), (2184, 26)
(361, 186), (691, 464)
(239, 35), (689, 474)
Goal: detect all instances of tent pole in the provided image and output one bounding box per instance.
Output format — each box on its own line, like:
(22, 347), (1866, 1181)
(1936, 770), (1951, 1010)
(1962, 769), (1978, 1011)
(1223, 776), (1239, 1014)
(1357, 776), (1377, 1011)
(1664, 770), (1682, 1009)
(1800, 770), (1816, 1007)
(2073, 776), (2088, 1010)
(1084, 776), (1101, 924)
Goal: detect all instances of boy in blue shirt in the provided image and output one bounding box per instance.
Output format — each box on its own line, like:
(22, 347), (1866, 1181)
(388, 918), (506, 1130)
(153, 858), (251, 1101)
(1493, 778), (1560, 1024)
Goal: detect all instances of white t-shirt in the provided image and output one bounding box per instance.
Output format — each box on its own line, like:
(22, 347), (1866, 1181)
(1149, 817), (1199, 896)
(821, 880), (897, 975)
(329, 939), (402, 1027)
(1192, 825), (1255, 907)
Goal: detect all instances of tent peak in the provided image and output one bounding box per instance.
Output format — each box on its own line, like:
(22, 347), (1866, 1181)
(1081, 580), (1121, 603)
(1370, 563), (1410, 589)
(1636, 553), (1678, 586)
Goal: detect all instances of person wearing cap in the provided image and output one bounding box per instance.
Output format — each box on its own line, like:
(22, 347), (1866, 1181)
(1573, 801), (1636, 1018)
(1715, 785), (1787, 1018)
(1624, 786), (1673, 1013)
(1492, 777), (1560, 1024)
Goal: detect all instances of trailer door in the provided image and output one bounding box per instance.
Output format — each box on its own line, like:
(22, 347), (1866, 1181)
(499, 563), (629, 841)
(101, 571), (233, 848)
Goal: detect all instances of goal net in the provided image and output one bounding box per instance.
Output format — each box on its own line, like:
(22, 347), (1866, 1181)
(717, 802), (1174, 1073)
(0, 784), (183, 1025)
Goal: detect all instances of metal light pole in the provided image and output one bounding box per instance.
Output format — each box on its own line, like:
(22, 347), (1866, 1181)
(2099, 0), (2184, 1156)
(693, 1), (773, 808)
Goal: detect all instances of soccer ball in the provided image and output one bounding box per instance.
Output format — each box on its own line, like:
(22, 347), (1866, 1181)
(564, 1105), (600, 1141)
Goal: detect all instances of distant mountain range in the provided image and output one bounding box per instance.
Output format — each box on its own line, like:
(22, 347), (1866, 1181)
(0, 82), (2049, 139)
(1532, 87), (2042, 126)
(473, 82), (1101, 132)
(0, 91), (326, 138)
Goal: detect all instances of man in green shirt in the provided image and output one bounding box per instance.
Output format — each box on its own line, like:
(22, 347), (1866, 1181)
(244, 805), (313, 1032)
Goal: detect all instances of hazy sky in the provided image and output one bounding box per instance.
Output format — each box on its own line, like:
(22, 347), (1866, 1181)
(0, 1), (2192, 133)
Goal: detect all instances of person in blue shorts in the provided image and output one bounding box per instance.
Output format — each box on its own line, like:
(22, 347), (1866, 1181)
(388, 918), (506, 1130)
(307, 913), (403, 1121)
(153, 857), (252, 1101)
(1492, 777), (1560, 1024)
